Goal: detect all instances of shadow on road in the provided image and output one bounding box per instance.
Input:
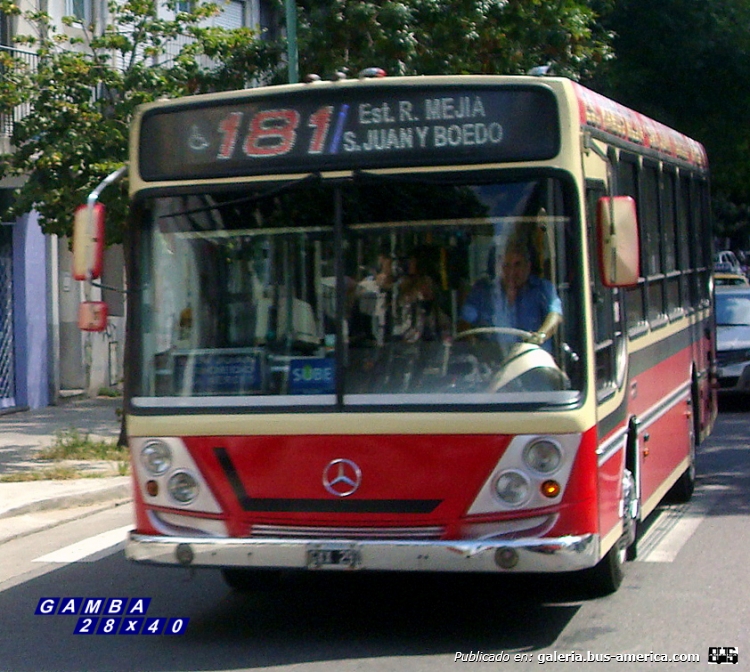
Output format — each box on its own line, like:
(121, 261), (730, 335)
(0, 553), (589, 672)
(5, 400), (747, 671)
(694, 398), (750, 517)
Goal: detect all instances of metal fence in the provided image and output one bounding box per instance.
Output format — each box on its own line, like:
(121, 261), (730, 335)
(0, 45), (38, 139)
(0, 224), (15, 407)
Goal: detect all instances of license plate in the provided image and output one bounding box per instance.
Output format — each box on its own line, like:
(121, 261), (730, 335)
(306, 546), (361, 570)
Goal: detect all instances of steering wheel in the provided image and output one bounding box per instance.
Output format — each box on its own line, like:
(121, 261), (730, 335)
(453, 327), (572, 393)
(454, 326), (534, 341)
(451, 327), (539, 392)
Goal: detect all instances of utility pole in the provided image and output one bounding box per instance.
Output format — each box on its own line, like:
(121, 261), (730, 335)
(285, 0), (298, 84)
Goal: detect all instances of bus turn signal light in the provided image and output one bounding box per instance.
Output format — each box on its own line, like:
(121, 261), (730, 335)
(541, 480), (561, 498)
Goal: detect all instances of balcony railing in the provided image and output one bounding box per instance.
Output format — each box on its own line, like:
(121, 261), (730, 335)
(0, 45), (39, 139)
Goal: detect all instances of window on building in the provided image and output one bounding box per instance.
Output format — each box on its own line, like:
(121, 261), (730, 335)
(1, 13), (10, 46)
(215, 0), (246, 28)
(67, 0), (92, 23)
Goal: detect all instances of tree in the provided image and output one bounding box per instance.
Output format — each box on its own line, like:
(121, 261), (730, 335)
(295, 0), (613, 81)
(0, 0), (614, 243)
(0, 0), (282, 244)
(591, 0), (750, 243)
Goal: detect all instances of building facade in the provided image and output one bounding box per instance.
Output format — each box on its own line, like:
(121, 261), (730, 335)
(0, 0), (275, 410)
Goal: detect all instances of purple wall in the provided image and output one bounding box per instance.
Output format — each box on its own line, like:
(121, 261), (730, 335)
(13, 212), (49, 409)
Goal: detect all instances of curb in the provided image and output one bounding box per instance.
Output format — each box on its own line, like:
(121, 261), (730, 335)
(0, 484), (132, 519)
(0, 478), (132, 520)
(0, 497), (132, 547)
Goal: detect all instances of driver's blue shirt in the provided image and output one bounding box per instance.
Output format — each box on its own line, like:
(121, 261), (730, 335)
(460, 275), (562, 350)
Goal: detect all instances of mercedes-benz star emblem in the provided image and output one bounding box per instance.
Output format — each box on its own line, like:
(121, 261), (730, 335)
(322, 459), (362, 497)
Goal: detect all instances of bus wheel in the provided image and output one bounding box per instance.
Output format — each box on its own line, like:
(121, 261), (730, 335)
(221, 568), (283, 592)
(582, 469), (637, 595)
(667, 422), (696, 503)
(588, 539), (625, 595)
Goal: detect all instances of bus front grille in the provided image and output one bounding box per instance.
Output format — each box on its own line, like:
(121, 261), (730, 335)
(249, 524), (445, 540)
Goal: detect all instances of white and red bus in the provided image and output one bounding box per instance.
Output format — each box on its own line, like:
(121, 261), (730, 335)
(83, 74), (715, 595)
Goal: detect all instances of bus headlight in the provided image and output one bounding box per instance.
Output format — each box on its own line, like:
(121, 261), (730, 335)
(523, 438), (562, 474)
(167, 471), (199, 504)
(493, 470), (531, 507)
(140, 440), (172, 476)
(466, 434), (582, 516)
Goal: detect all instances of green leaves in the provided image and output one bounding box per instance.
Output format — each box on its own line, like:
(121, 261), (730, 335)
(0, 0), (612, 243)
(0, 0), (280, 242)
(295, 0), (612, 80)
(597, 0), (750, 240)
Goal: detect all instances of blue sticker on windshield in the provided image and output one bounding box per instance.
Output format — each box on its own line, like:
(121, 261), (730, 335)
(289, 358), (335, 394)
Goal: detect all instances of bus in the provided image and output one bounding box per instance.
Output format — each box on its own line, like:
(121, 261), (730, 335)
(82, 74), (715, 595)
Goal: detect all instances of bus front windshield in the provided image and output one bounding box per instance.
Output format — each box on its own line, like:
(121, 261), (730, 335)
(132, 174), (584, 408)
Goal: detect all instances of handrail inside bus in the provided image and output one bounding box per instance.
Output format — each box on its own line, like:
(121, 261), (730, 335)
(163, 215), (571, 240)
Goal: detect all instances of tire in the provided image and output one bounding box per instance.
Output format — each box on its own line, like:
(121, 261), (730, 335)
(580, 468), (637, 596)
(625, 521), (641, 561)
(583, 537), (626, 596)
(667, 439), (695, 503)
(667, 392), (697, 503)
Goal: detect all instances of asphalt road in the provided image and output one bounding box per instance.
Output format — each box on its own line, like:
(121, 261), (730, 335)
(0, 402), (748, 672)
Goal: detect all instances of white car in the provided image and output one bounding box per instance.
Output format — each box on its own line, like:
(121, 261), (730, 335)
(714, 250), (743, 275)
(716, 286), (750, 394)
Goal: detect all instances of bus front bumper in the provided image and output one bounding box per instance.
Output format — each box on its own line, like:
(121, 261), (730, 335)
(125, 531), (599, 574)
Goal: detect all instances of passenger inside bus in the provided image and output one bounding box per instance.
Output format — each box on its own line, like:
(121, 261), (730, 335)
(350, 244), (450, 346)
(395, 246), (450, 344)
(460, 235), (563, 351)
(348, 247), (394, 346)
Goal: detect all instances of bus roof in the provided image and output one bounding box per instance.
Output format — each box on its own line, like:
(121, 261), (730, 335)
(571, 81), (707, 170)
(132, 75), (708, 185)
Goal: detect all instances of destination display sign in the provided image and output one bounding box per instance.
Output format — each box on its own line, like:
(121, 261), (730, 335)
(138, 85), (560, 181)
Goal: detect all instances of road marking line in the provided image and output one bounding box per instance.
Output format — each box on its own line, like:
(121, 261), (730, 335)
(638, 516), (703, 562)
(33, 526), (132, 564)
(636, 502), (704, 563)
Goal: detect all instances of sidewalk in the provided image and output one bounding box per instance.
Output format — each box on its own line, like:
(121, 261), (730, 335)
(0, 397), (132, 542)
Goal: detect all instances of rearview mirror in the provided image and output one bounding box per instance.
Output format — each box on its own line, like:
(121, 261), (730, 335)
(597, 196), (640, 287)
(72, 203), (105, 281)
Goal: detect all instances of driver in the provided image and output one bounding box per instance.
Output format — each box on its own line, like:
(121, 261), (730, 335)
(460, 239), (562, 350)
